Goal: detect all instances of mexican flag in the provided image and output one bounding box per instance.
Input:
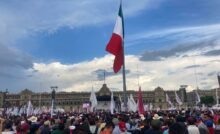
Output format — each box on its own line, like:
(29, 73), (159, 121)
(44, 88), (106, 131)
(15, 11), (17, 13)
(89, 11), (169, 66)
(106, 2), (124, 73)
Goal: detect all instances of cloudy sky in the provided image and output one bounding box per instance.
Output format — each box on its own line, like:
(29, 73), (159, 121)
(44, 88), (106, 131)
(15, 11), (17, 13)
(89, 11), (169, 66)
(1, 0), (220, 93)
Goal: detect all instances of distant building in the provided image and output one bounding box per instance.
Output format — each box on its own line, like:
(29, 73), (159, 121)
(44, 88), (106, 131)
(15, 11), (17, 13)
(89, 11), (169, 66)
(0, 84), (219, 111)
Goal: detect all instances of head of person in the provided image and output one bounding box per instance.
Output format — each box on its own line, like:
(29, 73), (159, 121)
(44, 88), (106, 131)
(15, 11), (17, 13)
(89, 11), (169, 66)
(30, 124), (40, 134)
(169, 123), (186, 134)
(118, 122), (127, 132)
(187, 116), (196, 125)
(58, 123), (64, 130)
(3, 120), (13, 131)
(151, 119), (162, 130)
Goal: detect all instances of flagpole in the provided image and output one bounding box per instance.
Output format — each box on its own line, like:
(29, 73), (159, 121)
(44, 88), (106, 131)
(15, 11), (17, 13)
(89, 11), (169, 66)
(121, 0), (127, 111)
(122, 39), (128, 111)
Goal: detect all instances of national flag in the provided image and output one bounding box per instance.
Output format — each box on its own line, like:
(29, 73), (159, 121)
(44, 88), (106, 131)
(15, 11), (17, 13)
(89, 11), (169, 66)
(137, 87), (144, 115)
(51, 99), (54, 118)
(217, 75), (220, 87)
(175, 91), (183, 105)
(166, 93), (174, 107)
(27, 100), (33, 116)
(195, 90), (201, 105)
(216, 88), (219, 105)
(110, 91), (115, 114)
(90, 88), (98, 112)
(130, 94), (137, 112)
(119, 94), (125, 111)
(106, 1), (124, 73)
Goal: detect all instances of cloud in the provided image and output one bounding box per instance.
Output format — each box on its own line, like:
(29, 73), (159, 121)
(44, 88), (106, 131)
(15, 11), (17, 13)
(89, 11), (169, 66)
(0, 43), (33, 79)
(127, 24), (220, 61)
(140, 39), (218, 61)
(93, 69), (131, 81)
(0, 43), (33, 69)
(184, 65), (204, 69)
(203, 49), (220, 56)
(2, 51), (220, 93)
(207, 71), (217, 77)
(128, 24), (220, 46)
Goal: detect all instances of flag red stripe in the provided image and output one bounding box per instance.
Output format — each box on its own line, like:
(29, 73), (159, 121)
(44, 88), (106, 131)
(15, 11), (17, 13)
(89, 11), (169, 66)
(106, 33), (123, 73)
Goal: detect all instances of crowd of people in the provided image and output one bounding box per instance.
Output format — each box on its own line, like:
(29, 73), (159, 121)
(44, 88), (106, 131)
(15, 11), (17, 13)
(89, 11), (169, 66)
(0, 109), (220, 134)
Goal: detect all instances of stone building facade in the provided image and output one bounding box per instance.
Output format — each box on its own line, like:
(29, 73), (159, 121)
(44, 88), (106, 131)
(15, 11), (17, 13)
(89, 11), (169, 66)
(0, 84), (219, 111)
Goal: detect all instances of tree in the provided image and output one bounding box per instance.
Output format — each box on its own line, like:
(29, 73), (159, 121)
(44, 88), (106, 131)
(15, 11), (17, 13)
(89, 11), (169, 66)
(200, 96), (214, 106)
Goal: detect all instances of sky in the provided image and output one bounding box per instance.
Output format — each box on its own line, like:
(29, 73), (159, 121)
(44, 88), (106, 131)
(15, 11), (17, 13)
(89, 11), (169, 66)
(1, 0), (220, 93)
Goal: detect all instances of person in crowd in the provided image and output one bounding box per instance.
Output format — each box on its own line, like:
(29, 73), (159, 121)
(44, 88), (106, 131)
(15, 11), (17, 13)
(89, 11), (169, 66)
(40, 120), (51, 134)
(214, 118), (220, 134)
(187, 116), (200, 134)
(100, 122), (115, 134)
(2, 120), (14, 134)
(196, 116), (210, 134)
(169, 123), (186, 134)
(144, 116), (162, 134)
(118, 121), (131, 134)
(52, 123), (64, 134)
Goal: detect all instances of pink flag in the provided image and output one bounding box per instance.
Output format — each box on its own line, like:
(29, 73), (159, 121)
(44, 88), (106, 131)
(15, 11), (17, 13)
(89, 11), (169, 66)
(138, 87), (144, 115)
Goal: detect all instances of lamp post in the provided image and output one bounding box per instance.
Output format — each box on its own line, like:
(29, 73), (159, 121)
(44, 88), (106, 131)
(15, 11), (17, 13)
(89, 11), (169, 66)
(50, 86), (57, 117)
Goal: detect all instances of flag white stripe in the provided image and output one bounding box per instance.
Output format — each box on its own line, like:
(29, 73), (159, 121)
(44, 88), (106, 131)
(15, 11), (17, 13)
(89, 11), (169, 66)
(113, 16), (123, 38)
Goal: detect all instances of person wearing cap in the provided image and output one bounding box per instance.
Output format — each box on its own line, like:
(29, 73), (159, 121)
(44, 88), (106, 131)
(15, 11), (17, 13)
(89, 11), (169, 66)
(21, 122), (30, 134)
(40, 120), (51, 134)
(112, 118), (121, 134)
(118, 122), (131, 134)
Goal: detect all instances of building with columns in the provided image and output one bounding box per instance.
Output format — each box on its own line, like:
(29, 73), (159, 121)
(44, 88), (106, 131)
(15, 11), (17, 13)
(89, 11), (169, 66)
(0, 84), (219, 111)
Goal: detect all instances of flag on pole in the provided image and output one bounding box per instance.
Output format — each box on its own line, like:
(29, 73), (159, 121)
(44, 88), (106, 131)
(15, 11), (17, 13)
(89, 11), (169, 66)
(51, 99), (54, 118)
(216, 88), (219, 105)
(110, 91), (115, 114)
(119, 94), (125, 111)
(195, 90), (201, 105)
(166, 94), (174, 107)
(149, 103), (153, 111)
(27, 100), (33, 116)
(130, 94), (137, 112)
(175, 91), (183, 105)
(106, 1), (124, 73)
(90, 88), (98, 112)
(217, 75), (220, 87)
(217, 75), (220, 105)
(137, 87), (144, 115)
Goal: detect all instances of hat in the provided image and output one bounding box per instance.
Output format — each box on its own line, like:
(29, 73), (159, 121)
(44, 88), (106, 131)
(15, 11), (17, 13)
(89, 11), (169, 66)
(28, 116), (38, 123)
(153, 114), (161, 120)
(140, 114), (145, 121)
(21, 121), (26, 125)
(118, 122), (126, 132)
(44, 120), (50, 126)
(69, 125), (76, 130)
(112, 118), (119, 125)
